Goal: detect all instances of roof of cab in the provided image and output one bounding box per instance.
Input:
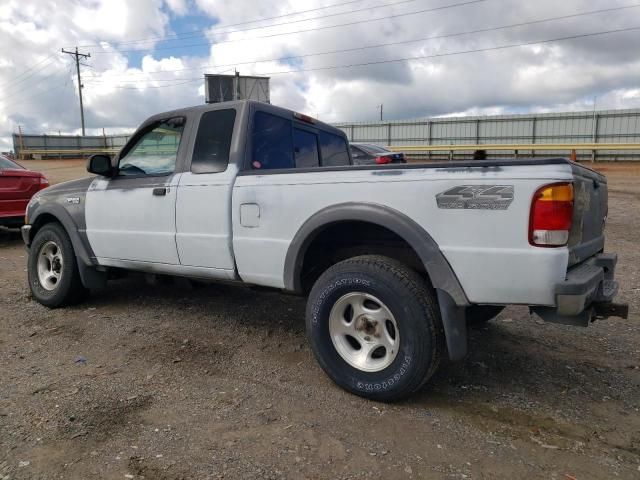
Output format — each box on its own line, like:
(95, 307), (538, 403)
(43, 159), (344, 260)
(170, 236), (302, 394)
(139, 100), (344, 137)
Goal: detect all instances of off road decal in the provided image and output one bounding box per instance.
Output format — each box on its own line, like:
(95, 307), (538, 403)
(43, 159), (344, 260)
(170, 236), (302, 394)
(436, 185), (514, 210)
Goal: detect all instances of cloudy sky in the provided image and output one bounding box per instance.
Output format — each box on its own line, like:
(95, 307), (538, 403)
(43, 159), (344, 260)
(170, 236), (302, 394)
(1, 0), (639, 151)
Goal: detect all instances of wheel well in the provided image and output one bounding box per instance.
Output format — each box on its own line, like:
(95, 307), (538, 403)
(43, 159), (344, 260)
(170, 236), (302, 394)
(299, 221), (427, 293)
(29, 213), (61, 241)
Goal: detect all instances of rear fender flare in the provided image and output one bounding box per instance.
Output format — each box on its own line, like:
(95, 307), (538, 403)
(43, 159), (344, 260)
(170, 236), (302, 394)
(283, 202), (469, 306)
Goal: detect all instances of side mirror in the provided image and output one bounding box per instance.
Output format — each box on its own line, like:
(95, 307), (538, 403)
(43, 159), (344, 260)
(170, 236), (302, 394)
(87, 154), (114, 177)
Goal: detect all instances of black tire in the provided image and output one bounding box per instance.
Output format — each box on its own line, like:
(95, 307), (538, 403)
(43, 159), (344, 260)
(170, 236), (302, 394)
(27, 222), (87, 308)
(466, 305), (504, 327)
(306, 255), (445, 402)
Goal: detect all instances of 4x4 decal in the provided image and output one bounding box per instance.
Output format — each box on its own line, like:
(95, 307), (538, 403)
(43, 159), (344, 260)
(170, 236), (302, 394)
(436, 185), (514, 210)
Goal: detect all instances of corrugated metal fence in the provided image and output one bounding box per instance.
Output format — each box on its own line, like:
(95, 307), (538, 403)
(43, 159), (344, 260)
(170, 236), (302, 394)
(12, 133), (131, 159)
(334, 108), (640, 161)
(12, 108), (640, 161)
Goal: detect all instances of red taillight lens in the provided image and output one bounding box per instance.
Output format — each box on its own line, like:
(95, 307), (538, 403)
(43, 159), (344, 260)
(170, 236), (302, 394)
(375, 156), (391, 164)
(39, 176), (49, 189)
(529, 183), (574, 247)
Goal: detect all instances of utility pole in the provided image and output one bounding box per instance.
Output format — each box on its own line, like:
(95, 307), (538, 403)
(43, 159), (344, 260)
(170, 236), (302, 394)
(61, 47), (90, 136)
(377, 103), (383, 121)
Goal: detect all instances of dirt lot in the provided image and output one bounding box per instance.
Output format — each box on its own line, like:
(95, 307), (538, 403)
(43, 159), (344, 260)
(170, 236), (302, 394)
(1, 160), (638, 479)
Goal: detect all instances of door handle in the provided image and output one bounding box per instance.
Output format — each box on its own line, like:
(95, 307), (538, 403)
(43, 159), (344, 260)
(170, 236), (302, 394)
(152, 187), (167, 196)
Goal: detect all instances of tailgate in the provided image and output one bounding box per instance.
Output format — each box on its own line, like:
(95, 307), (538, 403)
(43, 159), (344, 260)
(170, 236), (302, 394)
(568, 163), (608, 266)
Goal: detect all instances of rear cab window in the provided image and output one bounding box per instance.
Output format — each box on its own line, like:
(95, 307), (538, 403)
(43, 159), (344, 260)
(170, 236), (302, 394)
(250, 110), (350, 170)
(293, 128), (319, 168)
(319, 131), (350, 166)
(251, 111), (293, 170)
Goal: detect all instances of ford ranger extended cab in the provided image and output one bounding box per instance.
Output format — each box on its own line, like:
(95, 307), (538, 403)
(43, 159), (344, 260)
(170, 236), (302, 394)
(22, 100), (628, 401)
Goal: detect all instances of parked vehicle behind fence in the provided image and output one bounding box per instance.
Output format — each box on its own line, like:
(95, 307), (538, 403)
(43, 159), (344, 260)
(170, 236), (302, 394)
(349, 143), (406, 165)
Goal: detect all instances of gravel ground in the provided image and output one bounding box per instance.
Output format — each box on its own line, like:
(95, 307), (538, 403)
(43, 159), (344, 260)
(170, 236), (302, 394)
(0, 161), (638, 479)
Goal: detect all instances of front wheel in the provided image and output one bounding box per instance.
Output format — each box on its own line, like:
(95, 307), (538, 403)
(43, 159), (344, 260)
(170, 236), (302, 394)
(27, 223), (87, 308)
(306, 255), (445, 402)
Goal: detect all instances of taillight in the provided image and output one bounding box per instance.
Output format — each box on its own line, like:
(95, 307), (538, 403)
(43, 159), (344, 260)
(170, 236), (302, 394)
(375, 156), (391, 164)
(39, 177), (49, 189)
(529, 182), (574, 247)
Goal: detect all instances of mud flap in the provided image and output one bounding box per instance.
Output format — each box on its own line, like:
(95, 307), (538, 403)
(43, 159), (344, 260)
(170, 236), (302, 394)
(78, 262), (107, 289)
(436, 289), (468, 361)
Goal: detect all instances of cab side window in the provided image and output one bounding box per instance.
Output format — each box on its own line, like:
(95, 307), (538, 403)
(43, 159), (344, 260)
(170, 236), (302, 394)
(191, 109), (236, 174)
(251, 112), (293, 170)
(319, 131), (350, 166)
(118, 118), (184, 176)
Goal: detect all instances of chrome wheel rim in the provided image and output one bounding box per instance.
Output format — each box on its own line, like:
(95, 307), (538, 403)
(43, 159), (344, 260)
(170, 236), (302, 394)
(37, 241), (63, 291)
(328, 292), (400, 372)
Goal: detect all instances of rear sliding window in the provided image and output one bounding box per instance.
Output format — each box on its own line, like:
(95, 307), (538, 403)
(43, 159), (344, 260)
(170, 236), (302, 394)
(251, 111), (350, 170)
(319, 131), (350, 166)
(251, 112), (293, 169)
(293, 128), (319, 168)
(191, 109), (236, 174)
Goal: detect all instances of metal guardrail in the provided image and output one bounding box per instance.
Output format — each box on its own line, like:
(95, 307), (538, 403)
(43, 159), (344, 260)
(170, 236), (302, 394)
(387, 143), (640, 152)
(387, 143), (640, 162)
(20, 147), (178, 158)
(19, 142), (640, 161)
(21, 148), (121, 156)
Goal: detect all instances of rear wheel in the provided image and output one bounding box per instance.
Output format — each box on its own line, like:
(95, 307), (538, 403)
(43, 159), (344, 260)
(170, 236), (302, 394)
(306, 255), (445, 402)
(28, 223), (86, 307)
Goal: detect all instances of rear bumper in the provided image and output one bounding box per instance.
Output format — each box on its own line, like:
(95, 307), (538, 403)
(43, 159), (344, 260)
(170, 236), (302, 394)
(532, 253), (628, 326)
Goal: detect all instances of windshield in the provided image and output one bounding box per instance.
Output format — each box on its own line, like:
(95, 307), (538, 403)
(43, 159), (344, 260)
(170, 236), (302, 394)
(0, 155), (23, 169)
(118, 120), (184, 176)
(357, 144), (391, 155)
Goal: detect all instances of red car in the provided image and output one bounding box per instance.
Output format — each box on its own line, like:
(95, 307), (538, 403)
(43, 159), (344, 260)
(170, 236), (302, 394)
(0, 155), (49, 227)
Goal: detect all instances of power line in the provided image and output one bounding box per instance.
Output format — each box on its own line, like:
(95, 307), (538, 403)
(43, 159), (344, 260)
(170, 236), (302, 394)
(82, 25), (640, 88)
(90, 0), (486, 54)
(257, 25), (640, 76)
(0, 55), (61, 95)
(1, 64), (75, 111)
(77, 0), (375, 48)
(99, 79), (202, 90)
(0, 54), (58, 90)
(82, 4), (640, 83)
(79, 0), (422, 49)
(0, 61), (67, 102)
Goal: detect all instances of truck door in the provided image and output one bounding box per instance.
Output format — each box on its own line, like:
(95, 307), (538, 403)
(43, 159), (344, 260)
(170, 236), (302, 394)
(175, 108), (237, 276)
(85, 118), (185, 265)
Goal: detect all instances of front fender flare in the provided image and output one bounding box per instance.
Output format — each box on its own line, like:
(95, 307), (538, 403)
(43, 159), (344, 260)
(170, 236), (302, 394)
(28, 205), (106, 289)
(30, 204), (93, 266)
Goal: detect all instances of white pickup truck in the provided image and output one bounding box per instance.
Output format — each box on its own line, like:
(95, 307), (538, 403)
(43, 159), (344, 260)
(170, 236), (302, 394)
(22, 100), (628, 401)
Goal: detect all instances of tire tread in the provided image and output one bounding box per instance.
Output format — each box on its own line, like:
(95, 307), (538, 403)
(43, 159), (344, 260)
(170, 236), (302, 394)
(307, 255), (445, 401)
